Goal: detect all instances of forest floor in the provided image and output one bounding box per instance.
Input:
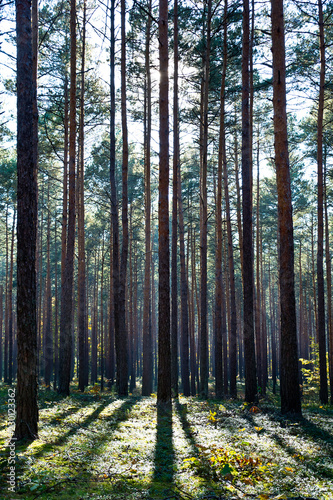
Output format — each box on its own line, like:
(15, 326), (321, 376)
(0, 382), (332, 500)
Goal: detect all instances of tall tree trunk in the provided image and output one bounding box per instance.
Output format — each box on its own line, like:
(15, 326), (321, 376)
(189, 224), (196, 395)
(15, 0), (38, 440)
(109, 0), (120, 394)
(78, 0), (87, 392)
(317, 0), (328, 405)
(61, 75), (69, 295)
(178, 164), (190, 396)
(255, 132), (262, 392)
(44, 184), (52, 388)
(118, 0), (129, 396)
(200, 0), (211, 399)
(324, 161), (333, 404)
(4, 204), (9, 383)
(91, 252), (98, 384)
(220, 16), (237, 396)
(8, 209), (15, 385)
(142, 0), (153, 396)
(215, 0), (227, 400)
(157, 0), (171, 404)
(59, 0), (76, 395)
(100, 236), (105, 391)
(37, 182), (44, 381)
(171, 0), (179, 398)
(261, 239), (268, 393)
(53, 218), (59, 390)
(271, 0), (301, 414)
(108, 222), (115, 387)
(242, 0), (257, 402)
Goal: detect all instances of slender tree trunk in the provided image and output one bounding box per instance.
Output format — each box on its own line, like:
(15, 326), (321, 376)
(200, 0), (211, 399)
(109, 0), (120, 394)
(44, 184), (52, 388)
(317, 0), (328, 404)
(142, 0), (153, 396)
(255, 133), (262, 392)
(324, 161), (333, 404)
(151, 227), (157, 390)
(59, 0), (76, 395)
(178, 163), (190, 396)
(100, 237), (105, 391)
(261, 241), (268, 393)
(271, 0), (301, 414)
(8, 209), (15, 385)
(129, 227), (136, 393)
(61, 75), (68, 294)
(220, 20), (237, 396)
(157, 0), (171, 404)
(242, 0), (257, 402)
(53, 218), (59, 390)
(37, 182), (44, 382)
(118, 0), (129, 396)
(108, 222), (115, 387)
(91, 253), (98, 384)
(15, 0), (38, 440)
(171, 0), (179, 398)
(4, 205), (9, 383)
(215, 0), (227, 400)
(78, 0), (87, 392)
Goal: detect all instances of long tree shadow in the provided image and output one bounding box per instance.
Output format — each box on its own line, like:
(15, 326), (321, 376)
(175, 401), (226, 499)
(150, 401), (175, 496)
(15, 396), (122, 458)
(12, 397), (140, 498)
(69, 395), (140, 475)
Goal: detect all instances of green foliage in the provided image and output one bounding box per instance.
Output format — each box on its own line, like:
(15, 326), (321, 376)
(300, 340), (330, 402)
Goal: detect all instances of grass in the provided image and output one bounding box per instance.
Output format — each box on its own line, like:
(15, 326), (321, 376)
(0, 382), (332, 500)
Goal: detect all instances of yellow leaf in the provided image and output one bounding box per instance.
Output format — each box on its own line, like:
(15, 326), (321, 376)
(285, 467), (294, 472)
(249, 406), (261, 413)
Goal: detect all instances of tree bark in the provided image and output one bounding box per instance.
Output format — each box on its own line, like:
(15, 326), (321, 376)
(118, 0), (129, 396)
(78, 0), (87, 392)
(324, 162), (333, 404)
(142, 0), (153, 396)
(157, 0), (171, 404)
(59, 0), (76, 395)
(178, 163), (190, 396)
(242, 0), (257, 403)
(200, 0), (211, 399)
(53, 218), (59, 390)
(271, 0), (301, 414)
(44, 184), (52, 388)
(317, 0), (328, 405)
(255, 132), (262, 392)
(15, 0), (38, 440)
(8, 209), (15, 385)
(109, 0), (121, 395)
(171, 0), (179, 398)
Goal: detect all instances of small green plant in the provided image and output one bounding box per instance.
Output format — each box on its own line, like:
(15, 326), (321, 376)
(183, 444), (274, 486)
(299, 339), (329, 401)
